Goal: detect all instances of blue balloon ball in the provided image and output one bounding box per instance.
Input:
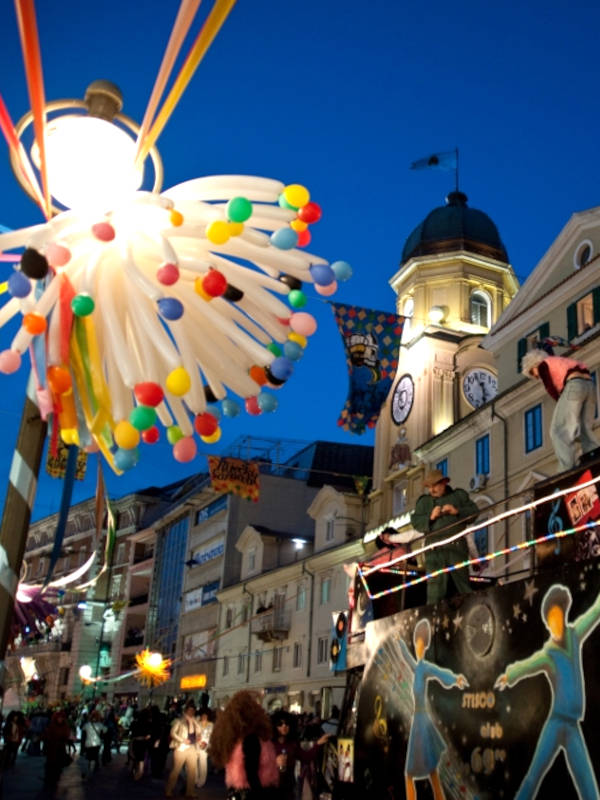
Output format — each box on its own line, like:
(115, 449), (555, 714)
(257, 391), (278, 413)
(8, 271), (31, 298)
(331, 260), (353, 282)
(206, 403), (222, 421)
(283, 340), (304, 361)
(270, 227), (298, 250)
(157, 297), (184, 320)
(222, 398), (241, 418)
(114, 447), (139, 471)
(270, 356), (294, 381)
(310, 263), (336, 286)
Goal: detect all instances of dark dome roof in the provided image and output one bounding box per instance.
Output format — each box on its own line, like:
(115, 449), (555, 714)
(401, 191), (508, 265)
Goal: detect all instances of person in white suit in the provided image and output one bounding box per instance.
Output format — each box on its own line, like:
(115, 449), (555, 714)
(195, 708), (214, 789)
(165, 702), (203, 798)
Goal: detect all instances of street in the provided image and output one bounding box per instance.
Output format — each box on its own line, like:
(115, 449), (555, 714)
(0, 749), (228, 799)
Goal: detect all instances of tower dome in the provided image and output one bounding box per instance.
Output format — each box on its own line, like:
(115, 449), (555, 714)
(401, 191), (508, 265)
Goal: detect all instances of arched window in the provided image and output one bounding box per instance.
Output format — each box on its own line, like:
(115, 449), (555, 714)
(402, 296), (414, 341)
(470, 290), (491, 327)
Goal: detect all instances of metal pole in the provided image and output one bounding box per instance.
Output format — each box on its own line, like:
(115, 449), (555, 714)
(0, 378), (47, 690)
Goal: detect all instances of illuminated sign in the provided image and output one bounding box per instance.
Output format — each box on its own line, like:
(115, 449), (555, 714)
(180, 674), (207, 690)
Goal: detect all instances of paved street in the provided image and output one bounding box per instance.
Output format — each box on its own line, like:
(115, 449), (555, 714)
(0, 750), (228, 799)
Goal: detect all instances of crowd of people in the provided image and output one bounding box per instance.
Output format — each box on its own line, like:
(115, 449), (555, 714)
(0, 692), (338, 799)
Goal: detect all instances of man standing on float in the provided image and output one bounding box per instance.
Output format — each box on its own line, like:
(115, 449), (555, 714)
(495, 584), (600, 799)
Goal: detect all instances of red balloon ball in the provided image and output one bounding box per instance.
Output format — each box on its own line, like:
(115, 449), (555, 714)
(297, 229), (311, 248)
(297, 202), (322, 224)
(194, 412), (219, 436)
(157, 262), (180, 285)
(134, 382), (164, 407)
(202, 270), (227, 297)
(245, 396), (262, 416)
(142, 426), (160, 444)
(91, 222), (115, 242)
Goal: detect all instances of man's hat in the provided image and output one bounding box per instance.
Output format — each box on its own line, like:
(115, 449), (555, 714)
(423, 469), (450, 488)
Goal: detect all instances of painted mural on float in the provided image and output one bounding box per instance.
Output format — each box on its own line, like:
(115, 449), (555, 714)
(351, 559), (600, 799)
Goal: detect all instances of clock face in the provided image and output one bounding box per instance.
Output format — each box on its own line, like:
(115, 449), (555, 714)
(463, 368), (498, 408)
(391, 374), (414, 424)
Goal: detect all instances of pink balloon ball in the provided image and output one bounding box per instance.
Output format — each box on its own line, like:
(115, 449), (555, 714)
(173, 436), (197, 462)
(91, 222), (116, 242)
(157, 262), (180, 285)
(46, 242), (71, 267)
(315, 280), (338, 296)
(290, 312), (317, 337)
(245, 396), (262, 416)
(0, 349), (21, 374)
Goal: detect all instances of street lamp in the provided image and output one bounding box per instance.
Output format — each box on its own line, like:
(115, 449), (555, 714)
(0, 81), (161, 691)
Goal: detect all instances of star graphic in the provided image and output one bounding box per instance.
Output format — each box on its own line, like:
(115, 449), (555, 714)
(442, 615), (449, 629)
(452, 611), (464, 631)
(513, 603), (521, 620)
(523, 579), (539, 606)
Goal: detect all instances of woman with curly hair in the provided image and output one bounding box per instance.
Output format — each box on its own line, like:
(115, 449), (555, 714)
(209, 690), (279, 799)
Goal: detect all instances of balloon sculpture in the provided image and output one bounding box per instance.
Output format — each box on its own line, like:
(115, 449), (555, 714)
(0, 177), (352, 472)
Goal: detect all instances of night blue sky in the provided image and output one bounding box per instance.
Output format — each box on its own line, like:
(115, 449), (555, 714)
(0, 0), (598, 520)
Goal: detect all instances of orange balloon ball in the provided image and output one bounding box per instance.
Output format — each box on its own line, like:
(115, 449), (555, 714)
(170, 209), (184, 226)
(249, 365), (268, 386)
(23, 312), (46, 335)
(47, 365), (72, 395)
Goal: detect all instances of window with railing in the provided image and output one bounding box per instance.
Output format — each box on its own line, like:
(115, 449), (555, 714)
(317, 636), (329, 664)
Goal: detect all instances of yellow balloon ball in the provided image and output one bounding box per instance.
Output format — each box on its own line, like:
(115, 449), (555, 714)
(201, 427), (222, 444)
(283, 184), (310, 209)
(290, 218), (308, 233)
(194, 277), (212, 300)
(288, 332), (307, 348)
(166, 367), (191, 396)
(170, 209), (184, 227)
(114, 420), (140, 450)
(227, 221), (244, 236)
(206, 220), (230, 245)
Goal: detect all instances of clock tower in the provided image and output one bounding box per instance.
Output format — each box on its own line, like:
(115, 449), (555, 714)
(369, 190), (519, 527)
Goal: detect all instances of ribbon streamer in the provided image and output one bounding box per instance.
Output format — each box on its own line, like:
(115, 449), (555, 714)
(42, 444), (79, 587)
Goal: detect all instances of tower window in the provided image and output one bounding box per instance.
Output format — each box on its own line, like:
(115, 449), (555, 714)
(470, 291), (491, 327)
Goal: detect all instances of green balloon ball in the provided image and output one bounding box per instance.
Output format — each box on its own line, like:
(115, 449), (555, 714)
(71, 293), (95, 317)
(167, 425), (184, 444)
(278, 194), (298, 211)
(227, 196), (253, 223)
(288, 289), (307, 309)
(129, 405), (157, 431)
(267, 342), (282, 357)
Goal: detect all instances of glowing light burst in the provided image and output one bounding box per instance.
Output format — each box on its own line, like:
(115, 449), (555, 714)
(0, 178), (349, 472)
(135, 648), (171, 687)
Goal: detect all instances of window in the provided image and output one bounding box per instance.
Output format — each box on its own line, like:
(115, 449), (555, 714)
(524, 404), (543, 453)
(392, 483), (407, 515)
(58, 667), (69, 686)
(574, 240), (593, 270)
(116, 543), (126, 564)
(475, 435), (490, 475)
(254, 650), (262, 672)
(320, 577), (331, 606)
(222, 656), (229, 677)
(325, 518), (335, 542)
(473, 522), (489, 558)
(567, 288), (600, 339)
(248, 548), (256, 572)
(317, 636), (329, 665)
(237, 653), (246, 674)
(517, 323), (549, 371)
(402, 297), (414, 342)
(470, 291), (491, 327)
(37, 557), (46, 577)
(435, 458), (448, 477)
(296, 583), (306, 611)
(241, 604), (249, 624)
(272, 646), (283, 672)
(293, 642), (302, 668)
(225, 607), (233, 628)
(110, 573), (122, 599)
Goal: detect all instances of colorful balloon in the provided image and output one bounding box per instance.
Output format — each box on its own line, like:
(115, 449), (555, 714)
(249, 365), (268, 386)
(21, 248), (49, 279)
(331, 260), (353, 282)
(114, 447), (139, 471)
(200, 427), (222, 443)
(310, 263), (335, 286)
(227, 222), (244, 236)
(279, 274), (302, 291)
(134, 382), (164, 407)
(283, 184), (310, 209)
(47, 365), (72, 394)
(290, 219), (308, 233)
(245, 396), (262, 415)
(166, 367), (191, 396)
(169, 209), (184, 227)
(206, 403), (222, 421)
(222, 398), (241, 417)
(315, 280), (338, 296)
(114, 420), (141, 450)
(257, 391), (278, 413)
(157, 297), (184, 320)
(167, 425), (184, 444)
(23, 312), (47, 335)
(290, 312), (317, 337)
(0, 350), (21, 374)
(45, 242), (71, 267)
(157, 262), (180, 285)
(194, 412), (219, 437)
(267, 342), (283, 357)
(296, 229), (311, 248)
(71, 293), (95, 316)
(223, 284), (244, 302)
(142, 425), (160, 444)
(91, 222), (115, 242)
(283, 340), (304, 361)
(173, 436), (197, 462)
(227, 196), (253, 223)
(202, 270), (228, 297)
(288, 289), (307, 309)
(270, 228), (298, 250)
(206, 220), (230, 245)
(269, 356), (294, 381)
(297, 202), (322, 224)
(129, 405), (157, 431)
(288, 332), (307, 348)
(8, 271), (31, 298)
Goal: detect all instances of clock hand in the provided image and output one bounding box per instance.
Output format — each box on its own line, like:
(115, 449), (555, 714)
(479, 381), (487, 402)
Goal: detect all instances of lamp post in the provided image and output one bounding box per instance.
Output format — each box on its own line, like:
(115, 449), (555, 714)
(0, 82), (162, 692)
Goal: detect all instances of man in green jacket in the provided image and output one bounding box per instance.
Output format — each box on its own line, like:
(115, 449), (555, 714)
(410, 469), (479, 605)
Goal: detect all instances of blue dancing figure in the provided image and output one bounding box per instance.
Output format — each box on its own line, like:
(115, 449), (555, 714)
(495, 584), (600, 799)
(398, 619), (468, 800)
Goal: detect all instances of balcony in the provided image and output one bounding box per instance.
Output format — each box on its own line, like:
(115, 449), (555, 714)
(251, 609), (292, 642)
(129, 593), (149, 607)
(14, 639), (62, 655)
